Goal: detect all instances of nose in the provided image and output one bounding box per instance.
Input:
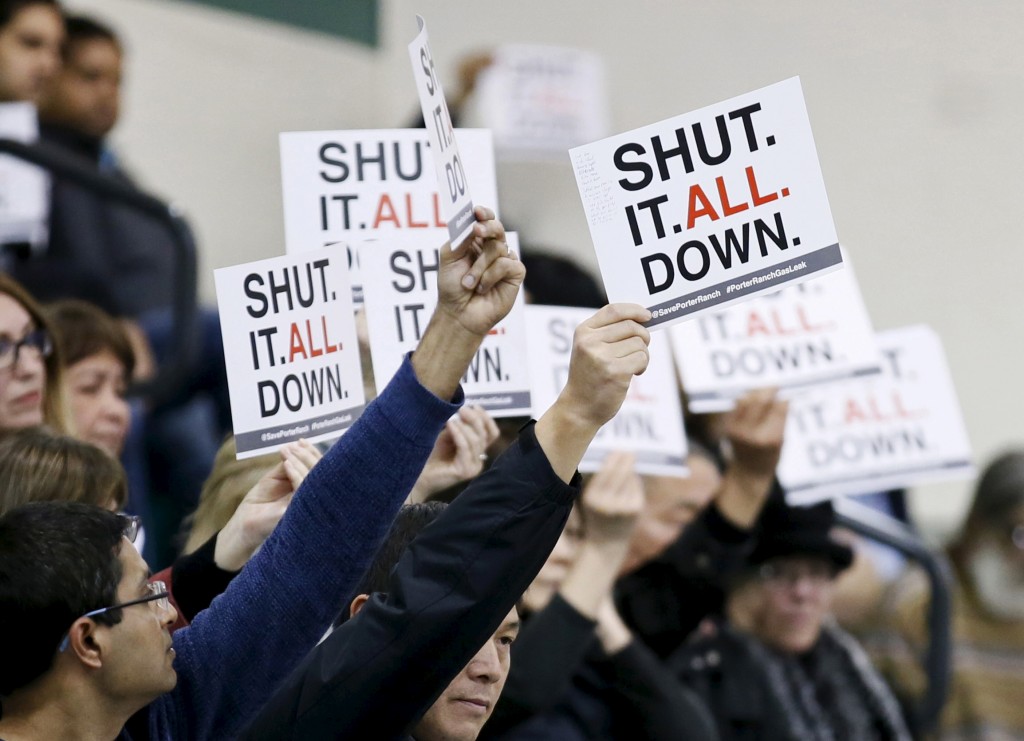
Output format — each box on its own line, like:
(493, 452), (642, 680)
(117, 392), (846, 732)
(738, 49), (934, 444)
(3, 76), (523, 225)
(465, 640), (502, 684)
(102, 387), (131, 426)
(12, 344), (45, 378)
(161, 598), (179, 628)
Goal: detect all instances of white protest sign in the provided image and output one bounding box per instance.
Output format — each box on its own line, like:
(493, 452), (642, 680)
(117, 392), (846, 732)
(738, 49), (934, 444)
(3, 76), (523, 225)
(0, 103), (48, 249)
(408, 16), (476, 245)
(475, 44), (610, 160)
(525, 305), (689, 477)
(360, 230), (532, 417)
(778, 325), (974, 504)
(214, 245), (365, 458)
(570, 77), (841, 329)
(279, 128), (498, 302)
(671, 254), (880, 412)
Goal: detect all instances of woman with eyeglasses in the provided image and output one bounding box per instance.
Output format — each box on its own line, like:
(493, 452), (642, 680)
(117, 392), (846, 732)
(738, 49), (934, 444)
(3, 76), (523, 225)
(0, 273), (69, 433)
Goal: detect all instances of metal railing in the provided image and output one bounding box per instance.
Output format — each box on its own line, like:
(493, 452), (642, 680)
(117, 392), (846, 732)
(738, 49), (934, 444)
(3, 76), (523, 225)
(0, 137), (198, 405)
(835, 496), (953, 736)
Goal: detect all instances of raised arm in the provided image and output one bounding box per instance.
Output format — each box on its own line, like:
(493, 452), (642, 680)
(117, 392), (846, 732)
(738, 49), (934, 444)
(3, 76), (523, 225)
(238, 303), (653, 740)
(158, 208), (522, 741)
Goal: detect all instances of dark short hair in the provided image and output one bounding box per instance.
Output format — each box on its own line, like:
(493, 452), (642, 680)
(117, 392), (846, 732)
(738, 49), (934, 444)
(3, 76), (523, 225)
(334, 502), (446, 627)
(45, 299), (135, 378)
(62, 14), (120, 59)
(520, 252), (607, 309)
(0, 501), (126, 696)
(0, 0), (59, 30)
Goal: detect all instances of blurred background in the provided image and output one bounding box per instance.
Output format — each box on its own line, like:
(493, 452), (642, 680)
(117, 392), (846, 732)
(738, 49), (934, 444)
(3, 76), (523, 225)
(64, 0), (1023, 540)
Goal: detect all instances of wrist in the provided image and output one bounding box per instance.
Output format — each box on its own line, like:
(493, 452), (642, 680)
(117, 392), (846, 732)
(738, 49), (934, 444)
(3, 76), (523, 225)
(412, 313), (484, 400)
(213, 520), (249, 572)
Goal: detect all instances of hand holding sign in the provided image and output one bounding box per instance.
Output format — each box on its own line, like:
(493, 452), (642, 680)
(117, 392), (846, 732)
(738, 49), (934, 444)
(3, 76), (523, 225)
(214, 439), (323, 571)
(580, 450), (645, 548)
(408, 405), (500, 503)
(559, 304), (653, 428)
(411, 208), (524, 401)
(716, 388), (788, 528)
(435, 206), (524, 336)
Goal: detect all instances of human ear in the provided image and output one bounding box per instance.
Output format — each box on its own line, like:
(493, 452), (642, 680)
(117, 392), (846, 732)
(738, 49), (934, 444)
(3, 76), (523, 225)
(65, 619), (105, 669)
(349, 593), (370, 618)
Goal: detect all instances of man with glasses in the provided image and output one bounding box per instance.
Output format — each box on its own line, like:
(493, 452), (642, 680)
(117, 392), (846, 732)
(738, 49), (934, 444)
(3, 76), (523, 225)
(669, 498), (912, 740)
(0, 210), (530, 740)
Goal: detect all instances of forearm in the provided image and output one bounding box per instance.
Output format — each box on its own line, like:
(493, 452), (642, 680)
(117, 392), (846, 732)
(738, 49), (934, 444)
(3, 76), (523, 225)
(713, 466), (777, 529)
(412, 312), (483, 401)
(241, 422), (579, 740)
(173, 356), (460, 740)
(534, 396), (603, 483)
(560, 542), (631, 620)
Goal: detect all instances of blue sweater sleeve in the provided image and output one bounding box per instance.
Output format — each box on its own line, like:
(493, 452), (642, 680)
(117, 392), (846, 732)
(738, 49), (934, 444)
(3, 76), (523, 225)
(149, 356), (461, 740)
(239, 422), (580, 740)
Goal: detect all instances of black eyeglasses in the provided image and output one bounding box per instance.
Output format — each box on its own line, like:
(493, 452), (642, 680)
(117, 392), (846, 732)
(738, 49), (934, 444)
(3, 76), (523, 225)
(0, 328), (53, 371)
(56, 516), (163, 653)
(58, 581), (171, 653)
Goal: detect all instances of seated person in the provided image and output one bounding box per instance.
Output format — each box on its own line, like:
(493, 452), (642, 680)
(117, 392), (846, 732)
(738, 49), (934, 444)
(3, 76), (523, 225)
(670, 497), (911, 741)
(0, 207), (523, 740)
(868, 451), (1024, 739)
(240, 302), (653, 740)
(481, 452), (716, 740)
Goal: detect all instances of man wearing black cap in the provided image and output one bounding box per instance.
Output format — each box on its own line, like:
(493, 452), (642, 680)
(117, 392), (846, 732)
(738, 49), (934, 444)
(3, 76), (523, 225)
(670, 499), (911, 741)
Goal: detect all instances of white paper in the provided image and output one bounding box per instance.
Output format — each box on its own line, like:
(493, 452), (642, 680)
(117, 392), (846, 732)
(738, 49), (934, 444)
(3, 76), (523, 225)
(671, 253), (881, 412)
(0, 102), (48, 248)
(778, 325), (974, 504)
(407, 16), (476, 245)
(524, 304), (689, 477)
(570, 77), (841, 329)
(214, 245), (366, 458)
(360, 230), (532, 417)
(476, 44), (610, 160)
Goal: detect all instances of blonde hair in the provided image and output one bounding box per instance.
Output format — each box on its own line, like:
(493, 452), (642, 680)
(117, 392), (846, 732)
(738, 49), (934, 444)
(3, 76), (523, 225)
(0, 274), (70, 434)
(181, 437), (279, 554)
(0, 427), (128, 514)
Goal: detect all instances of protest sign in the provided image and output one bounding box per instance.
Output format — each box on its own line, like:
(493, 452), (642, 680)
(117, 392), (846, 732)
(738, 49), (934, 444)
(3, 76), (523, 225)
(777, 325), (974, 504)
(279, 128), (498, 301)
(408, 15), (476, 245)
(214, 245), (365, 458)
(570, 77), (841, 329)
(671, 254), (880, 412)
(525, 304), (688, 477)
(475, 44), (610, 160)
(0, 103), (47, 249)
(360, 230), (532, 416)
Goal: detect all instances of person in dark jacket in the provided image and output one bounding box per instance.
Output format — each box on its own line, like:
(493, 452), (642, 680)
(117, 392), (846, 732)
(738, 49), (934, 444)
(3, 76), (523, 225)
(670, 498), (911, 741)
(480, 451), (717, 741)
(239, 302), (654, 740)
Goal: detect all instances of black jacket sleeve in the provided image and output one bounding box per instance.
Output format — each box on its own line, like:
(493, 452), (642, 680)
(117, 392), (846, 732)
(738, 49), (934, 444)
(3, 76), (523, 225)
(481, 594), (597, 737)
(168, 533), (238, 622)
(239, 421), (580, 740)
(601, 639), (719, 741)
(615, 503), (755, 659)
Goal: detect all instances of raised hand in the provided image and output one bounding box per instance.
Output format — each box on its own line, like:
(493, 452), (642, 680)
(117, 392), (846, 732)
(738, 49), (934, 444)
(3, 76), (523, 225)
(725, 388), (788, 480)
(214, 439), (322, 571)
(559, 303), (652, 429)
(435, 206), (524, 338)
(579, 450), (645, 550)
(408, 405), (500, 502)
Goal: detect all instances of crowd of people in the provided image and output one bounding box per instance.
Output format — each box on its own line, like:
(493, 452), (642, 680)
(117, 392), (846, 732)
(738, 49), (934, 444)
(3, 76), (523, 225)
(1, 1), (1023, 739)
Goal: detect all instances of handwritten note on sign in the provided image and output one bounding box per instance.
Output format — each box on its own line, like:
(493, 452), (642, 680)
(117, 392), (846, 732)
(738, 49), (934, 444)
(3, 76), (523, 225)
(214, 245), (365, 458)
(360, 230), (532, 417)
(408, 16), (476, 245)
(525, 305), (688, 477)
(671, 256), (880, 412)
(570, 77), (841, 329)
(777, 325), (974, 504)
